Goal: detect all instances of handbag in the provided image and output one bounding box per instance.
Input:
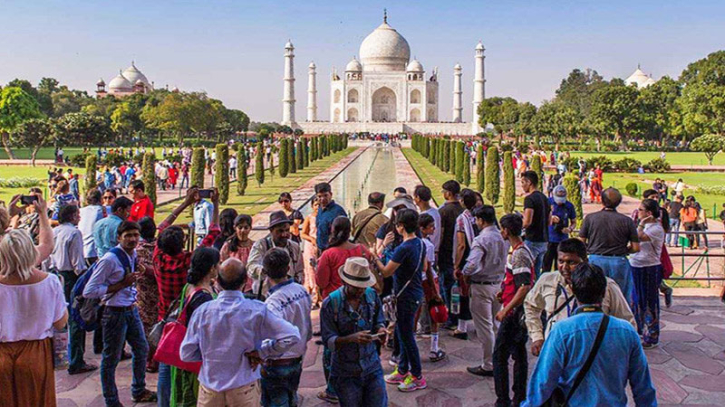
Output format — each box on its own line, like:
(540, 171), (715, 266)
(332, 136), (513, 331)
(543, 314), (609, 406)
(660, 244), (673, 280)
(147, 297), (182, 348)
(153, 287), (207, 374)
(382, 239), (424, 323)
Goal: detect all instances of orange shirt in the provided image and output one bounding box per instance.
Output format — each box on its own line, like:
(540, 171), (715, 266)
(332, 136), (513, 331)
(680, 207), (698, 223)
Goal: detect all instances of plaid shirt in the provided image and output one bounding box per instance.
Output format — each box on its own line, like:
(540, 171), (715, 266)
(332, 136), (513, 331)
(153, 222), (220, 320)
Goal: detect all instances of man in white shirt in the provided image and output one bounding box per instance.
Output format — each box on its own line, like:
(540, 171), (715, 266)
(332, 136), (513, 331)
(262, 248), (312, 406)
(78, 189), (105, 265)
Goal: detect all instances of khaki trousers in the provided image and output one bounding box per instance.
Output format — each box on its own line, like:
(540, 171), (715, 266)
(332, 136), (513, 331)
(198, 380), (261, 407)
(0, 338), (56, 407)
(470, 283), (501, 370)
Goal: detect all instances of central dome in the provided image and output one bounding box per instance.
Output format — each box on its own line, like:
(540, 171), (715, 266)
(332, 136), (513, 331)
(359, 21), (410, 72)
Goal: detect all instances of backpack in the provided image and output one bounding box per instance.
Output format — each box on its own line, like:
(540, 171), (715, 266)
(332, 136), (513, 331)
(328, 287), (378, 324)
(70, 247), (132, 332)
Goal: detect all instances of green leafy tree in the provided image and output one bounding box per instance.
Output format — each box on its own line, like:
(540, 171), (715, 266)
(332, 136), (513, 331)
(54, 112), (111, 146)
(531, 155), (543, 183)
(485, 146), (500, 204)
(455, 141), (465, 182)
(142, 152), (157, 205)
(564, 175), (583, 226)
(0, 87), (43, 159)
(476, 144), (485, 193)
(690, 134), (725, 165)
(236, 144), (247, 196)
(297, 140), (304, 170)
(215, 144), (230, 204)
(442, 139), (450, 172)
(589, 83), (643, 150)
(303, 138), (309, 167)
(503, 151), (515, 213)
(255, 142), (265, 186)
(637, 76), (682, 143)
(430, 138), (437, 166)
(10, 118), (53, 166)
(288, 138), (297, 173)
(533, 100), (582, 150)
(279, 138), (289, 177)
(554, 68), (606, 118)
(449, 139), (456, 174)
(462, 148), (471, 186)
(477, 97), (520, 138)
(85, 155), (98, 191)
(191, 147), (206, 188)
(678, 50), (725, 138)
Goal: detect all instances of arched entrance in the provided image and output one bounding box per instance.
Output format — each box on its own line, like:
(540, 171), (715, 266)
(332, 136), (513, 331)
(372, 87), (397, 122)
(347, 108), (359, 122)
(410, 108), (420, 122)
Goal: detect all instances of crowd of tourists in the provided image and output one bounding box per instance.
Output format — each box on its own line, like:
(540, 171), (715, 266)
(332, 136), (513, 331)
(0, 162), (666, 406)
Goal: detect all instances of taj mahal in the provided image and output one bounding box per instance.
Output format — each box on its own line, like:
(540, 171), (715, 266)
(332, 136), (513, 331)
(283, 12), (485, 135)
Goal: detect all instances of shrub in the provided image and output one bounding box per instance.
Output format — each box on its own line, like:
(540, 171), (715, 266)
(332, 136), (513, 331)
(531, 155), (543, 182)
(288, 138), (297, 173)
(0, 177), (44, 188)
(103, 152), (126, 168)
(85, 155), (97, 191)
(279, 138), (289, 177)
(455, 141), (465, 183)
(463, 149), (471, 186)
(442, 139), (450, 172)
(142, 152), (157, 206)
(215, 144), (229, 204)
(191, 147), (205, 188)
(613, 157), (642, 173)
(255, 142), (265, 186)
(585, 156), (613, 172)
(297, 140), (304, 170)
(71, 152), (91, 168)
(503, 151), (515, 213)
(564, 175), (583, 226)
(430, 138), (437, 166)
(449, 140), (456, 175)
(644, 158), (670, 173)
(236, 144), (247, 196)
(303, 138), (309, 167)
(485, 146), (500, 204)
(476, 145), (485, 194)
(625, 182), (639, 197)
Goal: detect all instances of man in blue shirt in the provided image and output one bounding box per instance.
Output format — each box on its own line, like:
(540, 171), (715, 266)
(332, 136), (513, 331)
(190, 186), (215, 241)
(92, 196), (132, 258)
(315, 182), (347, 252)
(522, 263), (656, 407)
(542, 185), (577, 273)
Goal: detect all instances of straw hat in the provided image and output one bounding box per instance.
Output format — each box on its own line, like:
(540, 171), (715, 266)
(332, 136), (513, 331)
(385, 195), (417, 211)
(338, 257), (376, 288)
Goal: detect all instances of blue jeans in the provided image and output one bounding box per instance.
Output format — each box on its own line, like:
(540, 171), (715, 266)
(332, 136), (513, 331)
(261, 360), (303, 407)
(438, 261), (456, 324)
(157, 363), (171, 407)
(525, 240), (548, 278)
(667, 219), (681, 246)
(322, 345), (337, 397)
(631, 265), (662, 345)
(100, 307), (149, 406)
(331, 367), (387, 407)
(59, 270), (87, 371)
(589, 255), (634, 306)
(395, 297), (422, 378)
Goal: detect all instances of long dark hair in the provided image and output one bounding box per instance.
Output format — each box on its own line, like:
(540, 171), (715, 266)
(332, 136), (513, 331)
(219, 208), (238, 241)
(328, 216), (351, 248)
(227, 214), (253, 252)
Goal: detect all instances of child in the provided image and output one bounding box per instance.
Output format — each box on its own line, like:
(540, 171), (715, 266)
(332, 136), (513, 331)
(418, 213), (446, 362)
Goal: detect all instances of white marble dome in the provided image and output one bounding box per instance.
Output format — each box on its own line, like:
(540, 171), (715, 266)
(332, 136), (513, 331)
(625, 66), (655, 88)
(123, 62), (151, 88)
(346, 57), (362, 72)
(108, 72), (133, 91)
(359, 21), (410, 72)
(406, 58), (423, 72)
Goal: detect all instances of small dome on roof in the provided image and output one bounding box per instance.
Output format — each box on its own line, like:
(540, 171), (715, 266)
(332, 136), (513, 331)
(108, 72), (133, 91)
(475, 41), (485, 51)
(406, 58), (424, 72)
(122, 62), (151, 88)
(309, 61), (316, 69)
(285, 40), (294, 49)
(346, 57), (362, 72)
(97, 78), (106, 86)
(625, 66), (655, 88)
(454, 63), (462, 70)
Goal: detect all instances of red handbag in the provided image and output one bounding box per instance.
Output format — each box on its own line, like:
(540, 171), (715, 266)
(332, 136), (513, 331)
(661, 244), (673, 280)
(153, 287), (205, 374)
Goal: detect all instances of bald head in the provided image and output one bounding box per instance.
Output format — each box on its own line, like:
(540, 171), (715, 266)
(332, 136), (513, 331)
(217, 258), (247, 291)
(368, 192), (386, 209)
(601, 188), (622, 209)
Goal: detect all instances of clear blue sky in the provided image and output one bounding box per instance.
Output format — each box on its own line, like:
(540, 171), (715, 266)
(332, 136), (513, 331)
(1, 0), (723, 123)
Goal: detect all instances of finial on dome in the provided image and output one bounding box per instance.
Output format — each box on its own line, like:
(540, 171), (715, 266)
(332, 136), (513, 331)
(384, 8), (387, 24)
(638, 63), (641, 69)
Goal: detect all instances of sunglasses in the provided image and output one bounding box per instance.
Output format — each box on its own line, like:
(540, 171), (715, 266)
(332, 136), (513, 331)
(279, 199), (291, 203)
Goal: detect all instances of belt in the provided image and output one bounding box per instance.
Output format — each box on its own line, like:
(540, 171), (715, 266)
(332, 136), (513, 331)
(469, 281), (499, 285)
(105, 305), (135, 312)
(264, 357), (302, 367)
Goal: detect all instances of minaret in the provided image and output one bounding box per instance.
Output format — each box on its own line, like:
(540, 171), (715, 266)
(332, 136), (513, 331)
(472, 41), (486, 129)
(452, 64), (463, 123)
(282, 40), (296, 125)
(307, 62), (317, 122)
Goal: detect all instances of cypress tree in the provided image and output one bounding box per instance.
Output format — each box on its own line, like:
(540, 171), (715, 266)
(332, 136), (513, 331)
(564, 174), (583, 227)
(142, 152), (157, 206)
(279, 138), (289, 178)
(455, 141), (465, 183)
(236, 144), (247, 196)
(449, 139), (456, 174)
(531, 155), (543, 185)
(343, 134), (348, 149)
(215, 144), (229, 204)
(255, 142), (265, 186)
(485, 146), (500, 204)
(438, 139), (445, 170)
(303, 138), (309, 167)
(463, 148), (471, 186)
(297, 140), (304, 170)
(85, 155), (97, 191)
(476, 144), (485, 194)
(322, 135), (329, 156)
(191, 147), (205, 188)
(503, 151), (515, 213)
(268, 145), (275, 180)
(310, 137), (317, 162)
(442, 139), (450, 172)
(288, 138), (297, 173)
(430, 138), (437, 166)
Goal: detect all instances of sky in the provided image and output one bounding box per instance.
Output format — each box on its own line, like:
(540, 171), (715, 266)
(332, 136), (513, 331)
(1, 0), (723, 123)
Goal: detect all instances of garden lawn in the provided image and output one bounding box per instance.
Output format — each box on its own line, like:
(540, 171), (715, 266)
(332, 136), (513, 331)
(565, 151), (725, 167)
(402, 148), (523, 213)
(154, 148), (357, 224)
(0, 166), (87, 203)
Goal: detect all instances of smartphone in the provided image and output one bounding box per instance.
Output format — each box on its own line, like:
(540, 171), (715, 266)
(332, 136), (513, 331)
(198, 189), (213, 199)
(20, 195), (38, 205)
(371, 332), (385, 340)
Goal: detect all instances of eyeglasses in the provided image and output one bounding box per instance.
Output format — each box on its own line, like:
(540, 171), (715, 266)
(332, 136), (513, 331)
(103, 196), (114, 201)
(279, 199), (291, 204)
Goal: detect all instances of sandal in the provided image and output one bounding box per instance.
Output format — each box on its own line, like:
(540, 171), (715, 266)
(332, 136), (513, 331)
(317, 390), (339, 404)
(429, 349), (446, 362)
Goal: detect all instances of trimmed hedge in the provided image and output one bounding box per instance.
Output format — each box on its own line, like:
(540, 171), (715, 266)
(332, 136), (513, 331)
(455, 141), (465, 183)
(531, 155), (543, 185)
(236, 144), (247, 196)
(625, 182), (639, 197)
(142, 152), (157, 206)
(485, 146), (500, 204)
(449, 140), (456, 175)
(463, 148), (471, 186)
(288, 138), (297, 173)
(297, 140), (304, 170)
(503, 151), (515, 213)
(279, 138), (289, 178)
(215, 144), (229, 204)
(85, 155), (98, 191)
(644, 158), (670, 173)
(476, 144), (485, 194)
(255, 142), (265, 186)
(564, 174), (583, 225)
(191, 147), (205, 188)
(303, 139), (309, 167)
(443, 139), (450, 172)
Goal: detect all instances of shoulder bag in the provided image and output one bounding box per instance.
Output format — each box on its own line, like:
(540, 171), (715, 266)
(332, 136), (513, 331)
(382, 239), (424, 323)
(153, 286), (208, 374)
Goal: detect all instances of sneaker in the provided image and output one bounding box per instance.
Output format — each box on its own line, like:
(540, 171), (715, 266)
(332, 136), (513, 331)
(317, 391), (339, 404)
(398, 374), (427, 392)
(664, 286), (673, 308)
(642, 342), (659, 350)
(384, 368), (409, 384)
(429, 349), (446, 362)
(388, 354), (401, 367)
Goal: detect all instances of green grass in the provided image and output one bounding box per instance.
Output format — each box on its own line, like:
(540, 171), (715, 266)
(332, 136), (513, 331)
(566, 151), (725, 167)
(0, 166), (87, 204)
(154, 148), (357, 224)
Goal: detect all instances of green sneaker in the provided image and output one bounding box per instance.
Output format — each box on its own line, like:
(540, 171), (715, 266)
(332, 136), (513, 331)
(398, 374), (427, 392)
(384, 368), (409, 384)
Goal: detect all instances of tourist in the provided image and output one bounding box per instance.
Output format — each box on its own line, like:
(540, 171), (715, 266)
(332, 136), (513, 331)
(103, 167), (117, 191)
(214, 208), (239, 250)
(8, 188), (43, 243)
(376, 196), (416, 297)
(668, 194), (684, 247)
(315, 182), (348, 253)
(375, 209), (428, 392)
(578, 188), (640, 304)
(180, 258), (300, 407)
(77, 189), (105, 266)
(229, 154), (237, 178)
(383, 187), (408, 218)
(320, 257), (388, 406)
(102, 189), (117, 215)
(93, 196), (133, 258)
(300, 198), (320, 306)
(128, 180), (155, 222)
(48, 204), (97, 375)
(522, 263), (657, 406)
(190, 186), (216, 242)
(262, 248), (312, 407)
(278, 192), (304, 243)
(247, 210), (304, 298)
(694, 196), (709, 248)
(438, 180), (464, 328)
(680, 198), (699, 249)
(83, 220), (158, 405)
(50, 178), (78, 221)
(124, 164), (136, 193)
(414, 185), (441, 253)
(673, 178), (685, 198)
(418, 213), (446, 361)
(219, 215), (255, 289)
(524, 238), (635, 356)
(521, 170), (550, 278)
(134, 217), (159, 373)
(351, 192), (388, 252)
(167, 163), (178, 190)
(69, 173), (80, 201)
(462, 205), (508, 377)
(452, 189), (478, 340)
(180, 162), (190, 189)
(157, 163), (169, 191)
(0, 201), (66, 407)
(543, 185), (577, 273)
(630, 199), (666, 349)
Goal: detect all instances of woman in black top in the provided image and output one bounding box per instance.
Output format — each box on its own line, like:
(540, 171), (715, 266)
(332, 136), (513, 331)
(279, 192), (304, 243)
(214, 208), (238, 250)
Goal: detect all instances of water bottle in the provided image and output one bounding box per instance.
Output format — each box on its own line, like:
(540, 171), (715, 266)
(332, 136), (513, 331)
(451, 282), (461, 315)
(52, 327), (69, 370)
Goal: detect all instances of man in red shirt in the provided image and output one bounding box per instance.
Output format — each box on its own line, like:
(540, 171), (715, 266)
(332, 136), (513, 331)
(128, 179), (154, 222)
